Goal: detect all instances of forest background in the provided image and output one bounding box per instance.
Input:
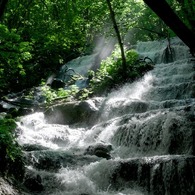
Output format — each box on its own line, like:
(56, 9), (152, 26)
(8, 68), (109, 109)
(0, 0), (194, 97)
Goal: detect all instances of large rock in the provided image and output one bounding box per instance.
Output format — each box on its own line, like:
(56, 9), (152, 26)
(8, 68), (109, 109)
(25, 150), (98, 171)
(84, 143), (113, 159)
(45, 98), (104, 126)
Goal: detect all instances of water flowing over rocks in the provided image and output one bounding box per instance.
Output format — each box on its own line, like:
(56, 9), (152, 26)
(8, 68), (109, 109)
(15, 37), (195, 194)
(0, 177), (20, 195)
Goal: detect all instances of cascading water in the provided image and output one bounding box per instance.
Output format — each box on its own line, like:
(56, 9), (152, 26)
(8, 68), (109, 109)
(16, 37), (195, 195)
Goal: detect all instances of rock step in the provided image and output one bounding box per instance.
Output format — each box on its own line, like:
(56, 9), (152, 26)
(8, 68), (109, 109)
(110, 105), (195, 156)
(153, 58), (194, 70)
(24, 149), (100, 172)
(111, 155), (195, 195)
(144, 81), (195, 101)
(44, 97), (195, 127)
(100, 98), (195, 117)
(153, 73), (195, 86)
(137, 38), (191, 64)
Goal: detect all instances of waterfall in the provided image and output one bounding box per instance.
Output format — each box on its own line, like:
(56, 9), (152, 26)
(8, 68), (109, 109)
(16, 37), (195, 195)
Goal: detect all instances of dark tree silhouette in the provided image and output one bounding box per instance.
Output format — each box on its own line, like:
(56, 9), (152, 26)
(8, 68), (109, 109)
(143, 0), (195, 55)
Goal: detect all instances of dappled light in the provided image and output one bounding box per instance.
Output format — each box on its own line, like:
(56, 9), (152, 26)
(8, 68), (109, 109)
(0, 0), (194, 194)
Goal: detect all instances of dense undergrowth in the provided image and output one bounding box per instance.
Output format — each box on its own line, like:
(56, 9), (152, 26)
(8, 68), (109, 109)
(0, 117), (24, 181)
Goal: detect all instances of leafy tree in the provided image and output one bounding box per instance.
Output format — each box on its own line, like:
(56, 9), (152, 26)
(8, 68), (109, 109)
(0, 24), (32, 94)
(0, 0), (193, 96)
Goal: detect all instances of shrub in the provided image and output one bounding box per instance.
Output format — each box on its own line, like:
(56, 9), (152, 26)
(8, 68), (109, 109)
(0, 24), (32, 94)
(40, 84), (79, 104)
(89, 47), (154, 95)
(0, 118), (24, 180)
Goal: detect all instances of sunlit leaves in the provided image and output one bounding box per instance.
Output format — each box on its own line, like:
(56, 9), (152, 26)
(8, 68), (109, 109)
(90, 48), (140, 94)
(0, 24), (32, 92)
(0, 0), (192, 97)
(40, 84), (79, 104)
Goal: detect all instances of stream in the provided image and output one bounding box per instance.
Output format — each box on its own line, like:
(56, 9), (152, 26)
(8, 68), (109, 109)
(16, 37), (195, 195)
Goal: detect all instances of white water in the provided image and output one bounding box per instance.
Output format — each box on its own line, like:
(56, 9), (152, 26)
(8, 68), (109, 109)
(16, 37), (195, 194)
(16, 71), (153, 195)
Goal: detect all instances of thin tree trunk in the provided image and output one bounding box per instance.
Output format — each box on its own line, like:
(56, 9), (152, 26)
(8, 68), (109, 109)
(106, 0), (127, 78)
(0, 0), (8, 21)
(143, 0), (195, 54)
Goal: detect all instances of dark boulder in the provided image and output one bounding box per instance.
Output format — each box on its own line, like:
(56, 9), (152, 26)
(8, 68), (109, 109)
(44, 98), (103, 126)
(23, 174), (43, 192)
(111, 155), (195, 194)
(22, 144), (49, 152)
(84, 143), (112, 159)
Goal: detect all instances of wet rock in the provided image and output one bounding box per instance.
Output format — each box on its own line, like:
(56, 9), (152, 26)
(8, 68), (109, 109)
(23, 174), (43, 192)
(44, 98), (103, 126)
(22, 144), (49, 152)
(59, 53), (100, 77)
(0, 112), (7, 119)
(80, 194), (89, 195)
(84, 143), (112, 159)
(111, 155), (195, 194)
(0, 100), (18, 112)
(0, 102), (8, 113)
(26, 150), (98, 171)
(0, 97), (34, 117)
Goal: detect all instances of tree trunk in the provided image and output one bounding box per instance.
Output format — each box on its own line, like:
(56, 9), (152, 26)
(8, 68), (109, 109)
(0, 0), (8, 21)
(106, 0), (127, 78)
(143, 0), (195, 54)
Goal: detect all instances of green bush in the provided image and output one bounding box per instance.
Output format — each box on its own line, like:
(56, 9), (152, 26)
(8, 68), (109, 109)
(0, 118), (24, 180)
(0, 24), (32, 94)
(89, 47), (154, 95)
(40, 84), (79, 104)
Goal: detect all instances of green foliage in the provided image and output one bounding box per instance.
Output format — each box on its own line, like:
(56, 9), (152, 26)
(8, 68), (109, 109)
(0, 119), (17, 160)
(0, 0), (193, 97)
(1, 0), (107, 95)
(77, 88), (93, 100)
(41, 85), (79, 104)
(0, 24), (32, 94)
(89, 47), (154, 94)
(103, 0), (170, 44)
(0, 118), (24, 180)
